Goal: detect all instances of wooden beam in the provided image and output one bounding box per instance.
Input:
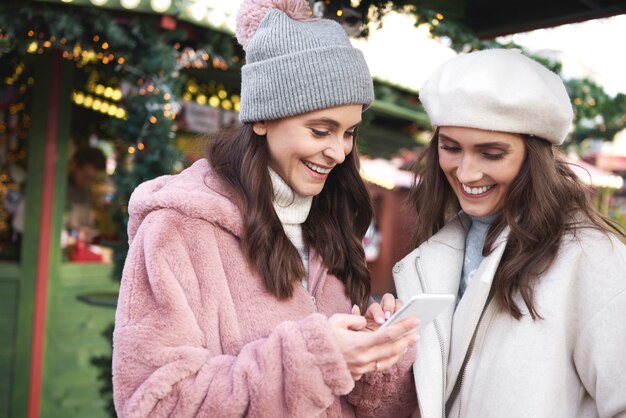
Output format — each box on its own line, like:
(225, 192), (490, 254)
(27, 49), (62, 418)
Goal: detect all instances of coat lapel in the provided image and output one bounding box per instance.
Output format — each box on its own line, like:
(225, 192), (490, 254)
(444, 227), (509, 399)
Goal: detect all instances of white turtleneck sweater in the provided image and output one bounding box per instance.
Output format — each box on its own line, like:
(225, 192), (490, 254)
(268, 168), (313, 289)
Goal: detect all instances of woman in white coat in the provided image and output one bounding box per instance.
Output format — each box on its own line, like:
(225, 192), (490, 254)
(394, 48), (626, 418)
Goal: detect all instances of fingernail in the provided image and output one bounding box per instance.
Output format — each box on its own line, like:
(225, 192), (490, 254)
(376, 316), (385, 324)
(385, 311), (391, 320)
(351, 304), (358, 315)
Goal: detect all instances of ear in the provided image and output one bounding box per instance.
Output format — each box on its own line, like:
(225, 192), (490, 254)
(252, 121), (267, 136)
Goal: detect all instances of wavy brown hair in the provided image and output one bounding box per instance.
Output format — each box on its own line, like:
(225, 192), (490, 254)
(208, 124), (373, 311)
(409, 129), (625, 320)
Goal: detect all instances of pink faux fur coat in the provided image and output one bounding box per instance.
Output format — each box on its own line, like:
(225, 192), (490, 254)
(112, 159), (417, 417)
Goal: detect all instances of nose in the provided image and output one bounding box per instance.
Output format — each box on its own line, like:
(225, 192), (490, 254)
(322, 135), (348, 165)
(456, 154), (483, 183)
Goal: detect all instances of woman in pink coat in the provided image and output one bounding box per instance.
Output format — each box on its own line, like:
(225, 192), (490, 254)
(112, 1), (419, 417)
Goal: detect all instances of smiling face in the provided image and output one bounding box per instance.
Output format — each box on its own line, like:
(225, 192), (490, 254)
(253, 104), (362, 197)
(438, 126), (527, 217)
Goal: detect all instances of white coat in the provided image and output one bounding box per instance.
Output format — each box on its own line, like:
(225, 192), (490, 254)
(394, 213), (626, 418)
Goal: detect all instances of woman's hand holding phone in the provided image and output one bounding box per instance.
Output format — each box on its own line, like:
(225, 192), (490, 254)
(328, 307), (418, 381)
(363, 293), (417, 331)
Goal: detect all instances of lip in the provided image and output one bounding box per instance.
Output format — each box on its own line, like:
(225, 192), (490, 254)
(302, 160), (332, 179)
(458, 180), (496, 198)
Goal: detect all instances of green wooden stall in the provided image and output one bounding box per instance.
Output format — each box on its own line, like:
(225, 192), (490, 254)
(0, 50), (119, 418)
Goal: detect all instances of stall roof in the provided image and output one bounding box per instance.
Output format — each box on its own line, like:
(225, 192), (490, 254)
(429, 0), (626, 38)
(33, 0), (626, 38)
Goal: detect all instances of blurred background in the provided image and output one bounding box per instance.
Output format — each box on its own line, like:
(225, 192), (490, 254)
(1, 1), (625, 417)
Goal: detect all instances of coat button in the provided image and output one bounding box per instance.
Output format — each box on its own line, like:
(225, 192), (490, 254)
(393, 262), (404, 273)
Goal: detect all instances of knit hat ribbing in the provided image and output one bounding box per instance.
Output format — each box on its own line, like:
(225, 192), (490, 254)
(235, 0), (374, 123)
(419, 49), (574, 145)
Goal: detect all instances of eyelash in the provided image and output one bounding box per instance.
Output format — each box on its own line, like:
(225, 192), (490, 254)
(311, 129), (356, 138)
(439, 144), (506, 161)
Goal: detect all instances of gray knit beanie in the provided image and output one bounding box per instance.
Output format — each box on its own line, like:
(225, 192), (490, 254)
(235, 0), (374, 123)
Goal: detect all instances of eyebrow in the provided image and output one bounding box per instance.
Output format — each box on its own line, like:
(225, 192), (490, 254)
(306, 117), (360, 130)
(439, 133), (511, 150)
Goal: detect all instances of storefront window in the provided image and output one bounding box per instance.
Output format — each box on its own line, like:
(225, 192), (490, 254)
(62, 64), (119, 264)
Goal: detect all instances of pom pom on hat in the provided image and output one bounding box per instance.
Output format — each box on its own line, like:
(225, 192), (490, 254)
(236, 0), (311, 49)
(419, 49), (574, 145)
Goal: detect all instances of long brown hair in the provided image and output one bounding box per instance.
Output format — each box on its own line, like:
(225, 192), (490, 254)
(208, 124), (373, 311)
(409, 129), (625, 319)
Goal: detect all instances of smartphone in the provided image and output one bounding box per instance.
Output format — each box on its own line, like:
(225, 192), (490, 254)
(379, 293), (455, 330)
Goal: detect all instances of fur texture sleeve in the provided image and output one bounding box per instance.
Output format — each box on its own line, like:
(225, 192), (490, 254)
(112, 211), (354, 417)
(347, 341), (417, 417)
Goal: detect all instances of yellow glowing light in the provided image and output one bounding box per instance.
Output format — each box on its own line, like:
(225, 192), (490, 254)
(208, 95), (220, 108)
(221, 99), (232, 110)
(116, 108), (126, 119)
(150, 0), (171, 12)
(117, 57), (125, 64)
(100, 102), (110, 113)
(43, 41), (51, 48)
(102, 42), (109, 50)
(436, 13), (444, 20)
(196, 94), (207, 105)
(93, 35), (100, 42)
(574, 98), (582, 105)
(183, 92), (192, 101)
(84, 96), (94, 107)
(108, 105), (118, 116)
(27, 42), (38, 54)
(121, 0), (141, 9)
(103, 87), (113, 98)
(217, 89), (227, 99)
(137, 142), (145, 150)
(112, 89), (122, 101)
(234, 102), (240, 112)
(74, 92), (85, 105)
(149, 116), (157, 124)
(336, 9), (343, 17)
(95, 84), (105, 95)
(92, 99), (102, 111)
(164, 93), (171, 100)
(128, 146), (136, 154)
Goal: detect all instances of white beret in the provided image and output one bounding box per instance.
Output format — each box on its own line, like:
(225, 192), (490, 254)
(419, 49), (574, 145)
